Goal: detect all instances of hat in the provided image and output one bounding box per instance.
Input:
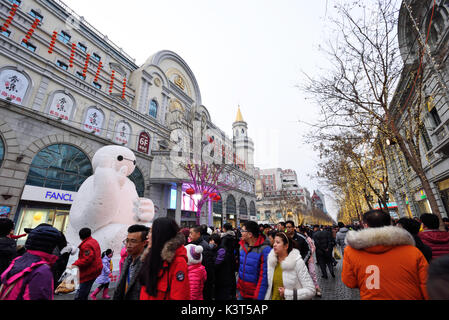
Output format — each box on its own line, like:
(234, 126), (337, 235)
(185, 244), (203, 265)
(25, 224), (62, 254)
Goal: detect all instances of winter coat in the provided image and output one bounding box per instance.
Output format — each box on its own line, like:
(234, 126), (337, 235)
(140, 233), (190, 300)
(313, 230), (334, 264)
(0, 237), (17, 276)
(265, 248), (316, 300)
(0, 250), (58, 300)
(72, 236), (102, 283)
(95, 255), (112, 284)
(304, 235), (316, 264)
(413, 235), (432, 263)
(418, 230), (449, 259)
(187, 263), (207, 300)
(342, 226), (429, 300)
(291, 232), (311, 263)
(190, 237), (214, 300)
(336, 228), (349, 250)
(119, 246), (127, 276)
(113, 254), (144, 300)
(237, 235), (271, 300)
(220, 231), (239, 272)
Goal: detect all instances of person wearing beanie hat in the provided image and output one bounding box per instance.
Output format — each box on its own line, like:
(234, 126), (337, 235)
(0, 224), (62, 300)
(185, 244), (207, 300)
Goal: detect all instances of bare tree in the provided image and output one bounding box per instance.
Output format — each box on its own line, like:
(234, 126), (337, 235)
(300, 0), (445, 229)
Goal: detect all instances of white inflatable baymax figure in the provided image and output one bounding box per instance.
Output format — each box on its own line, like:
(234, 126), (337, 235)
(65, 146), (155, 259)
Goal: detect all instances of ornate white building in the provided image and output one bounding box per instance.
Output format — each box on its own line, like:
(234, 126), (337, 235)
(0, 0), (256, 236)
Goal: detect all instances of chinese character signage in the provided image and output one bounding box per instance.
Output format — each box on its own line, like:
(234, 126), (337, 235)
(83, 108), (104, 135)
(0, 69), (29, 104)
(48, 92), (73, 122)
(138, 131), (150, 154)
(114, 121), (131, 145)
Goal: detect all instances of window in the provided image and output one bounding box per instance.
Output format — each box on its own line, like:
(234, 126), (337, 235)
(56, 60), (68, 70)
(421, 127), (433, 151)
(128, 167), (145, 197)
(226, 195), (236, 214)
(92, 81), (101, 89)
(21, 41), (36, 52)
(1, 29), (11, 37)
(213, 194), (223, 214)
(77, 42), (87, 52)
(0, 138), (4, 168)
(29, 9), (43, 22)
(8, 0), (21, 5)
(149, 100), (158, 118)
(239, 198), (247, 216)
(76, 71), (86, 80)
(429, 107), (442, 127)
(58, 31), (71, 44)
(92, 53), (101, 62)
(26, 144), (93, 192)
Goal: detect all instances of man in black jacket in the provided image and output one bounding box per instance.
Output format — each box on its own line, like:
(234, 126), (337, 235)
(285, 220), (311, 264)
(313, 227), (335, 279)
(0, 218), (17, 276)
(190, 225), (215, 300)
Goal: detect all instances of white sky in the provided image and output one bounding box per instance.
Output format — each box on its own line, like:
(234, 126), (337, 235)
(62, 0), (338, 220)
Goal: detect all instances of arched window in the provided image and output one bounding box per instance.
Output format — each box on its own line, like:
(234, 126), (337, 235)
(149, 99), (158, 118)
(249, 201), (256, 216)
(128, 166), (145, 197)
(0, 68), (31, 105)
(226, 195), (236, 214)
(26, 144), (93, 192)
(239, 198), (247, 216)
(0, 137), (4, 168)
(213, 194), (223, 214)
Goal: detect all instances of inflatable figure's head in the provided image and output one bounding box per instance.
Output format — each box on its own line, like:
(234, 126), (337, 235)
(92, 146), (136, 176)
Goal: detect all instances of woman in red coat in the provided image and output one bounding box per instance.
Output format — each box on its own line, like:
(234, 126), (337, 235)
(139, 217), (190, 300)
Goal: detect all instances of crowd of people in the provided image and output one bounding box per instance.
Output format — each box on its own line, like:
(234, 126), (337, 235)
(1, 211), (449, 300)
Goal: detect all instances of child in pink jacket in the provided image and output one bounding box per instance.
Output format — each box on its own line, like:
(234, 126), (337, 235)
(185, 244), (207, 300)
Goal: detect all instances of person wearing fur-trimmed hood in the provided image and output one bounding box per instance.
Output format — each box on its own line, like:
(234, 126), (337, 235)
(264, 232), (315, 300)
(341, 210), (429, 300)
(139, 218), (190, 300)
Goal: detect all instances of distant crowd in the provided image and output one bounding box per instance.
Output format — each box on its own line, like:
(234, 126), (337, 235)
(1, 211), (449, 300)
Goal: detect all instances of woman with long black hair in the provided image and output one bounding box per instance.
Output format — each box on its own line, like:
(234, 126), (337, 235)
(139, 217), (190, 300)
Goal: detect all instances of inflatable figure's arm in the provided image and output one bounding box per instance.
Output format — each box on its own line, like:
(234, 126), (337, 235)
(132, 198), (155, 223)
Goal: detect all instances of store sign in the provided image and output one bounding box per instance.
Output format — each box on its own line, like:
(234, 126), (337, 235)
(114, 121), (131, 145)
(83, 108), (104, 135)
(250, 216), (257, 221)
(138, 132), (150, 154)
(0, 69), (29, 104)
(21, 185), (77, 205)
(48, 92), (73, 122)
(414, 190), (427, 202)
(240, 214), (248, 220)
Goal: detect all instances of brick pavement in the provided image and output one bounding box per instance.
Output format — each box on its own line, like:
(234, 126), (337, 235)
(313, 258), (360, 300)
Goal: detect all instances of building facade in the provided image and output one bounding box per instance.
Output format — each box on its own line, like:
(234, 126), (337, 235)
(386, 0), (449, 219)
(0, 0), (256, 237)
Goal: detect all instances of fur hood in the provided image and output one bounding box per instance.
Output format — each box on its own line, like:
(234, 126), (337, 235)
(268, 248), (301, 271)
(140, 232), (186, 263)
(345, 226), (415, 252)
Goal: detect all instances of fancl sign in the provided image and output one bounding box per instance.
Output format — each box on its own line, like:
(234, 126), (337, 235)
(21, 185), (77, 205)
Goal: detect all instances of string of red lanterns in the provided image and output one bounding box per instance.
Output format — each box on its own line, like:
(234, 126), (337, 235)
(94, 61), (103, 82)
(82, 53), (90, 78)
(48, 31), (57, 54)
(22, 18), (40, 44)
(1, 3), (18, 33)
(185, 188), (221, 202)
(69, 42), (76, 68)
(121, 77), (126, 99)
(109, 70), (115, 94)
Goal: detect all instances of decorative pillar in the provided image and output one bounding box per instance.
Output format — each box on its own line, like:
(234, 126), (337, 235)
(175, 183), (182, 226)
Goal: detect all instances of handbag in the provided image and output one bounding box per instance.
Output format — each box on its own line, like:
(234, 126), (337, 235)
(333, 247), (342, 260)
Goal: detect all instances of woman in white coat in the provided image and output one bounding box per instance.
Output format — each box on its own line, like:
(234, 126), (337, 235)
(265, 232), (316, 300)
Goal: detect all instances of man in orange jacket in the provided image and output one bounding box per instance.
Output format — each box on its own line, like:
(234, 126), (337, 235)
(341, 210), (429, 300)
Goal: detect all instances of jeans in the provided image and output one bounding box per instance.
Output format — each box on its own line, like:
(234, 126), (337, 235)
(74, 279), (95, 300)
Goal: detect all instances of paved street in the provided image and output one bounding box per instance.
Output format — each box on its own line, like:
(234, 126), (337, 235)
(55, 258), (360, 301)
(313, 258), (360, 300)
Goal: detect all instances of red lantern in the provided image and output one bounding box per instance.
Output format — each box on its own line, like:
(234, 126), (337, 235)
(186, 188), (195, 195)
(209, 193), (217, 198)
(215, 195), (221, 201)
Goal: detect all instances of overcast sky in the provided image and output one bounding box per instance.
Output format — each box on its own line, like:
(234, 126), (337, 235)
(63, 0), (339, 220)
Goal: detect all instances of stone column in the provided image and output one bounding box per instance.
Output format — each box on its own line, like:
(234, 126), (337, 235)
(175, 183), (182, 225)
